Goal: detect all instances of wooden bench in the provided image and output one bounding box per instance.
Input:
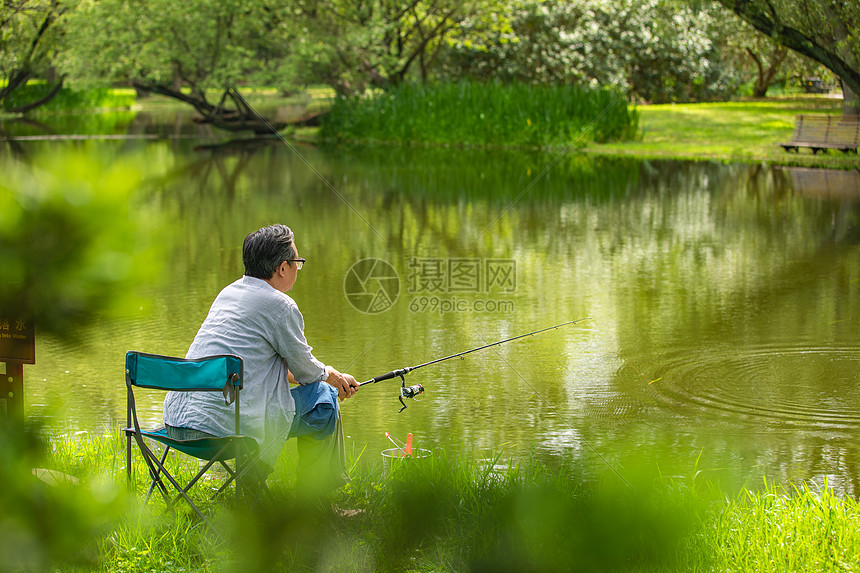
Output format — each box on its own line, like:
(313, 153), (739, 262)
(780, 114), (860, 154)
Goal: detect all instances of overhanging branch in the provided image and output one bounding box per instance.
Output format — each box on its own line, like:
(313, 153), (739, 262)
(131, 82), (293, 134)
(720, 0), (860, 95)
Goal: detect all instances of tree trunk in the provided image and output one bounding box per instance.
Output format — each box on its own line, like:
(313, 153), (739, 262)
(746, 48), (768, 97)
(843, 81), (860, 116)
(133, 82), (303, 134)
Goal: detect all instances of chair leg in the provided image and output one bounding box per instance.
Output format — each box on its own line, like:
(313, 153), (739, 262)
(151, 458), (211, 524)
(135, 438), (173, 507)
(165, 442), (233, 507)
(213, 460), (239, 498)
(144, 446), (171, 504)
(168, 457), (221, 507)
(135, 438), (209, 525)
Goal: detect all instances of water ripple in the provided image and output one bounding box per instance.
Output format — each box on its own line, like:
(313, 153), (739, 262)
(646, 344), (860, 433)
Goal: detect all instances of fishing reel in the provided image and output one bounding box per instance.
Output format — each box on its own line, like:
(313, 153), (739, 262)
(398, 374), (424, 413)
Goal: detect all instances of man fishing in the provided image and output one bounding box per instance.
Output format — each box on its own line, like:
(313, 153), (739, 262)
(163, 224), (360, 489)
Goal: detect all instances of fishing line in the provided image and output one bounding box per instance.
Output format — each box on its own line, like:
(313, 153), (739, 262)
(360, 317), (640, 491)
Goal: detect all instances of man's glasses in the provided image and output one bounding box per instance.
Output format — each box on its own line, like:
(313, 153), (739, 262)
(287, 258), (305, 270)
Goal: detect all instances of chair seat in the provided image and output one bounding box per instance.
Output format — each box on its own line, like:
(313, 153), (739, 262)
(125, 426), (259, 461)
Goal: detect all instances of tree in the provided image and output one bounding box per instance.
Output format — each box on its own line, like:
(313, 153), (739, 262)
(0, 0), (69, 112)
(64, 0), (295, 133)
(714, 0), (860, 114)
(717, 15), (831, 98)
(740, 41), (789, 98)
(441, 0), (743, 103)
(289, 0), (494, 95)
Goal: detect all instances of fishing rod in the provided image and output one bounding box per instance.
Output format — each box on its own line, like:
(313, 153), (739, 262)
(361, 317), (591, 412)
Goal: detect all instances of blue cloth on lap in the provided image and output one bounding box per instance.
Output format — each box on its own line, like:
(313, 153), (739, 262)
(289, 383), (339, 440)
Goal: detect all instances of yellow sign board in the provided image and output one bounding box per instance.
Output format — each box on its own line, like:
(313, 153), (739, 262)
(0, 317), (35, 364)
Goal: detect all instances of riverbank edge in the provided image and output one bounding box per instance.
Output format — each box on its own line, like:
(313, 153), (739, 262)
(297, 129), (860, 170)
(297, 95), (859, 170)
(6, 89), (858, 170)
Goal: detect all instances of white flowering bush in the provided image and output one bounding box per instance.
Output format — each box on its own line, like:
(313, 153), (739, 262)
(441, 0), (744, 103)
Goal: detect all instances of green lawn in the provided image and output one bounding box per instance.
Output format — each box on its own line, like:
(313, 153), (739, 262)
(592, 96), (860, 169)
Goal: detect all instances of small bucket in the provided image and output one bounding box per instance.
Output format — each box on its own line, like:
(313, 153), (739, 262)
(382, 447), (432, 477)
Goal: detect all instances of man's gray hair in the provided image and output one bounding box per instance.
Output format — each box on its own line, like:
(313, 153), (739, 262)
(242, 224), (297, 279)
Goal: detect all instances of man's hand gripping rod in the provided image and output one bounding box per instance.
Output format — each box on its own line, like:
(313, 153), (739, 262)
(359, 317), (591, 412)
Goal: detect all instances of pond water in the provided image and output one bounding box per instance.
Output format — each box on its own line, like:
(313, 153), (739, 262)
(5, 111), (860, 492)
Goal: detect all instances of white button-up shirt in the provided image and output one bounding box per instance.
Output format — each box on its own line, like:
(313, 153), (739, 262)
(163, 275), (327, 464)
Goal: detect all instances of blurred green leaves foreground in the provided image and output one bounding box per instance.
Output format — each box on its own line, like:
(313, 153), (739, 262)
(0, 150), (161, 340)
(0, 422), (701, 572)
(0, 421), (132, 572)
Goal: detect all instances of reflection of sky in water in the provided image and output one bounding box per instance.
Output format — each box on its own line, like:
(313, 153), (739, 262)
(14, 138), (860, 493)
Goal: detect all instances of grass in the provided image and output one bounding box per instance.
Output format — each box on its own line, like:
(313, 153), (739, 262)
(309, 87), (856, 169)
(592, 96), (860, 169)
(320, 81), (638, 147)
(695, 481), (860, 572)
(1, 84), (135, 113)
(6, 423), (860, 572)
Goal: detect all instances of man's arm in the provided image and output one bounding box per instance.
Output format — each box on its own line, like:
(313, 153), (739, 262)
(287, 367), (359, 401)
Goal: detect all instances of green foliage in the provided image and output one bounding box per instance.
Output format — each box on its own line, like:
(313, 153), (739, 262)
(321, 81), (639, 146)
(0, 150), (163, 339)
(442, 0), (743, 104)
(714, 0), (860, 109)
(4, 0), (860, 119)
(692, 480), (860, 571)
(0, 0), (69, 108)
(717, 15), (834, 98)
(209, 451), (696, 572)
(11, 429), (860, 572)
(0, 84), (134, 112)
(0, 421), (131, 572)
(284, 0), (498, 94)
(63, 0), (290, 92)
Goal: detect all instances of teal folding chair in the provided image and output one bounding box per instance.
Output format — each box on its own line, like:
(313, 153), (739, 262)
(124, 351), (260, 522)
